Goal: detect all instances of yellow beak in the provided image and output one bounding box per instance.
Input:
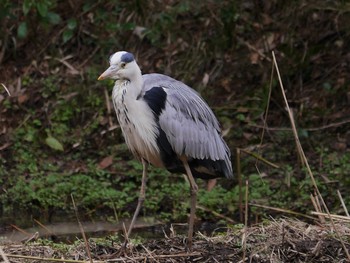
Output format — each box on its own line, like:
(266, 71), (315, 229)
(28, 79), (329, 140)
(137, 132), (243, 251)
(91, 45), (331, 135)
(97, 66), (113, 80)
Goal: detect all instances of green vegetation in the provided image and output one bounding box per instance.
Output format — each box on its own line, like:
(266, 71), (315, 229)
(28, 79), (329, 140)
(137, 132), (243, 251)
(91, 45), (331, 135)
(1, 1), (350, 230)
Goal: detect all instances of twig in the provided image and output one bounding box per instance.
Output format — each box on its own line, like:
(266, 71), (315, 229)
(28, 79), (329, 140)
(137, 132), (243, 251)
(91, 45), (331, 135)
(236, 148), (243, 223)
(196, 205), (235, 224)
(122, 222), (129, 245)
(272, 50), (350, 261)
(337, 190), (350, 217)
(314, 193), (323, 216)
(53, 56), (79, 74)
(71, 194), (93, 263)
(104, 86), (114, 128)
(256, 57), (274, 162)
(34, 219), (55, 237)
(305, 119), (350, 131)
(105, 252), (202, 262)
(10, 224), (32, 238)
(242, 180), (249, 263)
(1, 83), (11, 96)
(310, 211), (350, 222)
(4, 253), (99, 262)
(0, 246), (10, 263)
(100, 124), (120, 135)
(141, 244), (159, 263)
(0, 21), (9, 65)
(310, 194), (325, 223)
(78, 46), (100, 69)
(239, 148), (279, 169)
(249, 203), (316, 220)
(237, 37), (272, 62)
(249, 118), (350, 131)
(245, 181), (249, 228)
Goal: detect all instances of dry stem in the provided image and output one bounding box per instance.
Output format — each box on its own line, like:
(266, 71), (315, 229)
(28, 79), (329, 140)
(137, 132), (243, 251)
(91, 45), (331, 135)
(271, 50), (350, 261)
(71, 194), (93, 263)
(1, 83), (11, 96)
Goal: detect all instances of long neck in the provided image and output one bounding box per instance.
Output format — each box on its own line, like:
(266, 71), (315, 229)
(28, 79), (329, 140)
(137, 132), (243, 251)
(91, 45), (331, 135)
(116, 65), (143, 99)
(130, 69), (143, 98)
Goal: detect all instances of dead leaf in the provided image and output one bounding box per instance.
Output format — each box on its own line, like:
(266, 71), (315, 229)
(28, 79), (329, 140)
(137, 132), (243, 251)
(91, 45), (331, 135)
(133, 26), (147, 39)
(98, 156), (113, 169)
(202, 73), (209, 87)
(243, 132), (253, 140)
(250, 52), (259, 64)
(0, 143), (11, 151)
(18, 94), (29, 104)
(220, 78), (231, 92)
(331, 142), (346, 152)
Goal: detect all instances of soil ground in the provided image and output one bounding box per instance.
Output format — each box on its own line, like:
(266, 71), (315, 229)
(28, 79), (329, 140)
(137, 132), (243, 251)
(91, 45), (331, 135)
(1, 2), (350, 262)
(2, 219), (350, 262)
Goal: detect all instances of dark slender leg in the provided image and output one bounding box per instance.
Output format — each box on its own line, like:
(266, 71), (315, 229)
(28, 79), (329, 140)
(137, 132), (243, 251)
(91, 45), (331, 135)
(180, 156), (198, 251)
(123, 159), (148, 248)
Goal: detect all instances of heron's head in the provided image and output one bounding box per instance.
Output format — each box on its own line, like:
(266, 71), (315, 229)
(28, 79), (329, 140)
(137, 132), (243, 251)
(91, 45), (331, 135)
(98, 51), (140, 81)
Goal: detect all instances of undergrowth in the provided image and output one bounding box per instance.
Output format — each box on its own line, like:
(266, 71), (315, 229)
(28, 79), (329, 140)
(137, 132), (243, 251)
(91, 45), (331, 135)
(1, 1), (350, 229)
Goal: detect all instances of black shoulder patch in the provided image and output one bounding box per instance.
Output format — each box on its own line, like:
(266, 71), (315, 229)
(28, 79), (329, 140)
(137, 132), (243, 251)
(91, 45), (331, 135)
(143, 86), (167, 118)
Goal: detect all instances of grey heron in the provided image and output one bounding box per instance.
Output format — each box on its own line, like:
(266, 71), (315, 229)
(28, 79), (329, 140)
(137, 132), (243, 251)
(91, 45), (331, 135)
(98, 51), (233, 250)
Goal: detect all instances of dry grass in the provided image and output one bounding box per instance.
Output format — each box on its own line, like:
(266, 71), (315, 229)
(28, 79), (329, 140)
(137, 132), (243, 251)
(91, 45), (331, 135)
(1, 83), (11, 96)
(2, 218), (350, 262)
(270, 51), (350, 260)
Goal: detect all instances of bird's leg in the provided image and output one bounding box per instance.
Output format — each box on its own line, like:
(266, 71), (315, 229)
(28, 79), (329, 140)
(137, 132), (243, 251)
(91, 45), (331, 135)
(122, 158), (148, 248)
(206, 179), (217, 191)
(180, 156), (198, 252)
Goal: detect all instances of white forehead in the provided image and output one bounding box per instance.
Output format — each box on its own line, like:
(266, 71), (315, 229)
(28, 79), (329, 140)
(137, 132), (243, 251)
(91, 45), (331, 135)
(109, 51), (134, 65)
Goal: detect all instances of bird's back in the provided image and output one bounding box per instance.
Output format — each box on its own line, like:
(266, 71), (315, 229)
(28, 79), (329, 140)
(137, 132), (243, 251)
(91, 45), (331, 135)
(141, 73), (233, 180)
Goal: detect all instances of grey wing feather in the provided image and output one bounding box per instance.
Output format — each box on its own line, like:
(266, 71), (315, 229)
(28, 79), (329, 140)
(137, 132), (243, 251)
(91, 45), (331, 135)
(142, 74), (232, 171)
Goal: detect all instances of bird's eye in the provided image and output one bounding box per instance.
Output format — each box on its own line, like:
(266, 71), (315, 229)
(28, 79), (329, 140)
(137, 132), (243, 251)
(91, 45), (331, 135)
(120, 62), (126, 68)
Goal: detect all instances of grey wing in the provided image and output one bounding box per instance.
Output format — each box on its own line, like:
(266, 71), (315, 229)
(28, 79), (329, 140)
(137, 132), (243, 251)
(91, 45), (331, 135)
(143, 73), (232, 166)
